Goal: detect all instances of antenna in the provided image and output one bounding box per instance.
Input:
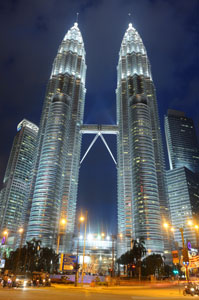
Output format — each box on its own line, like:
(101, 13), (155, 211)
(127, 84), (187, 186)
(76, 12), (79, 23)
(128, 12), (133, 28)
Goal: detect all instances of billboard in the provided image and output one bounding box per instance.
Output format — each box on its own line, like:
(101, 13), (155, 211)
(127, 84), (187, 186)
(59, 254), (77, 271)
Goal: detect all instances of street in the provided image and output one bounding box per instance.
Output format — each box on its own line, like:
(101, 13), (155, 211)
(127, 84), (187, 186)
(0, 285), (194, 300)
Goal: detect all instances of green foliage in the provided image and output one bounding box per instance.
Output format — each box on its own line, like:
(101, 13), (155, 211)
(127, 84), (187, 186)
(142, 254), (164, 277)
(117, 239), (146, 278)
(4, 238), (59, 273)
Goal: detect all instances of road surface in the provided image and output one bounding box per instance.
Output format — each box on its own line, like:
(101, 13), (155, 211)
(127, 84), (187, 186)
(0, 285), (193, 299)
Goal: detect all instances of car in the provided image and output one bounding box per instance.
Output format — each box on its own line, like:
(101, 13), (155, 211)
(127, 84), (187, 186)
(16, 275), (32, 287)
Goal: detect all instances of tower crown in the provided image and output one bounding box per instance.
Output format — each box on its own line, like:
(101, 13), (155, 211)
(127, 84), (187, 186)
(120, 23), (146, 56)
(117, 23), (152, 80)
(51, 23), (86, 80)
(63, 22), (83, 44)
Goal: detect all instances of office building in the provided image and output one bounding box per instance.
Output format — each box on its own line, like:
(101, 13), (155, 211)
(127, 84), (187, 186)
(165, 109), (199, 174)
(0, 119), (38, 246)
(116, 23), (169, 254)
(26, 22), (86, 251)
(166, 167), (199, 247)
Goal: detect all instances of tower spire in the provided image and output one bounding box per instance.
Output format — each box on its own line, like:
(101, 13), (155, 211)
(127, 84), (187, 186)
(76, 12), (79, 23)
(128, 12), (132, 27)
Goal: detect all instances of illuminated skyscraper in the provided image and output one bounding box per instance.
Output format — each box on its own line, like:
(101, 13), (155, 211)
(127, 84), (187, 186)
(0, 119), (38, 245)
(26, 23), (86, 250)
(165, 109), (199, 174)
(116, 23), (169, 254)
(167, 167), (199, 247)
(165, 110), (199, 247)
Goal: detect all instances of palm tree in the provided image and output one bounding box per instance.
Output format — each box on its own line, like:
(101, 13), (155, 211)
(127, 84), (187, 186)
(131, 239), (146, 280)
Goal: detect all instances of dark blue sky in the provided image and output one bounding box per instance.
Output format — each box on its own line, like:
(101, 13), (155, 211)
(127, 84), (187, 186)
(0, 0), (198, 234)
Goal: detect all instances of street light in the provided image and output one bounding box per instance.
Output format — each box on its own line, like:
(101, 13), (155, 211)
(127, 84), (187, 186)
(187, 220), (199, 249)
(75, 214), (86, 287)
(163, 223), (189, 281)
(56, 218), (67, 254)
(1, 230), (8, 259)
(15, 227), (24, 272)
(81, 211), (88, 284)
(2, 230), (8, 246)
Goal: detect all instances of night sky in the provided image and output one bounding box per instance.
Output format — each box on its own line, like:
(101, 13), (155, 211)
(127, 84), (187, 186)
(0, 0), (198, 234)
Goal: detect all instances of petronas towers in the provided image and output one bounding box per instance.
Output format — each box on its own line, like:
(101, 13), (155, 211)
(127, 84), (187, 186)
(26, 23), (86, 251)
(1, 21), (169, 255)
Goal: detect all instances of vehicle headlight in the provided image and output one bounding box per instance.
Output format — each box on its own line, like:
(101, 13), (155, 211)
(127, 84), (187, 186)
(190, 288), (195, 291)
(43, 279), (45, 282)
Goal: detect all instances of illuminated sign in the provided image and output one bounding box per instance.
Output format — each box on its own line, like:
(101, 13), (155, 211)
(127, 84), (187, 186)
(60, 254), (76, 271)
(0, 259), (5, 268)
(187, 242), (192, 250)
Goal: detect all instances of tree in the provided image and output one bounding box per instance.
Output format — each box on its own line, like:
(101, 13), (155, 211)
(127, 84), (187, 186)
(131, 239), (146, 280)
(117, 239), (146, 278)
(4, 239), (58, 273)
(38, 247), (59, 273)
(142, 254), (164, 277)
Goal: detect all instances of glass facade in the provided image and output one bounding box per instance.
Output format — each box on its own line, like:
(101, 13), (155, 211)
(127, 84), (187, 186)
(26, 23), (86, 251)
(27, 94), (70, 247)
(165, 109), (199, 174)
(116, 23), (168, 254)
(166, 167), (199, 247)
(0, 119), (38, 244)
(130, 95), (163, 253)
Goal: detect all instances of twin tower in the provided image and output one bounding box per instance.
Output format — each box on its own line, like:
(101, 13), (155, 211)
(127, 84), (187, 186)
(25, 22), (169, 255)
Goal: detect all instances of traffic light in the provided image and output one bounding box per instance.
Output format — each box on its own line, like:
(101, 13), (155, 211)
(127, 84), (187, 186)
(173, 269), (179, 275)
(182, 248), (189, 263)
(132, 265), (136, 269)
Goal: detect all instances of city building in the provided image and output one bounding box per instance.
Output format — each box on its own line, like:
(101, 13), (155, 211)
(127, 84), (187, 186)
(165, 109), (199, 248)
(72, 233), (116, 275)
(0, 119), (38, 247)
(8, 21), (169, 257)
(26, 22), (87, 251)
(129, 94), (163, 253)
(165, 109), (199, 174)
(116, 23), (169, 255)
(166, 167), (199, 248)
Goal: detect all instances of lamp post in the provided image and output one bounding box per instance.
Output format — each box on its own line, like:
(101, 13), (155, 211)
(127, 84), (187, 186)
(163, 223), (189, 282)
(75, 214), (85, 287)
(81, 210), (88, 285)
(1, 230), (8, 259)
(111, 235), (116, 278)
(195, 225), (199, 249)
(15, 227), (24, 273)
(56, 218), (67, 254)
(117, 233), (123, 276)
(187, 220), (199, 249)
(2, 230), (8, 245)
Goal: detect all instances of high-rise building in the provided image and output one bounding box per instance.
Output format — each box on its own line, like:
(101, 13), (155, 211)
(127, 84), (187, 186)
(165, 110), (199, 248)
(0, 119), (38, 246)
(21, 21), (169, 256)
(26, 23), (86, 251)
(116, 23), (169, 255)
(165, 109), (199, 174)
(166, 167), (199, 247)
